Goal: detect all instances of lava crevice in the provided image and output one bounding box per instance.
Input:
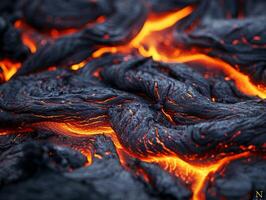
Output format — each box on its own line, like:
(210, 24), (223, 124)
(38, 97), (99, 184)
(0, 1), (265, 200)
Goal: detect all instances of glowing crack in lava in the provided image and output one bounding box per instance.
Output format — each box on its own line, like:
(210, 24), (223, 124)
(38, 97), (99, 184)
(149, 152), (251, 200)
(38, 122), (251, 200)
(92, 6), (266, 99)
(0, 60), (21, 81)
(1, 4), (265, 200)
(5, 6), (266, 99)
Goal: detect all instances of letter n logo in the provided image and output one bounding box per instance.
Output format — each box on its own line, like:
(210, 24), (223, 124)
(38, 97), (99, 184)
(256, 190), (263, 199)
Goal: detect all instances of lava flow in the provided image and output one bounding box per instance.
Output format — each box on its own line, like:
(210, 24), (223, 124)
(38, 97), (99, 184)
(92, 7), (266, 99)
(0, 1), (265, 200)
(5, 6), (266, 99)
(0, 60), (21, 81)
(37, 122), (252, 200)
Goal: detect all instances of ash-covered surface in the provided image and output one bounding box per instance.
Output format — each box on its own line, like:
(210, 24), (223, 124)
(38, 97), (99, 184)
(0, 0), (265, 200)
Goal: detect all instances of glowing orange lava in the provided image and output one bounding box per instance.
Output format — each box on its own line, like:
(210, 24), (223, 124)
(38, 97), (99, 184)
(0, 20), (38, 80)
(92, 6), (266, 99)
(130, 6), (193, 47)
(92, 6), (193, 58)
(38, 122), (252, 200)
(1, 7), (264, 200)
(146, 152), (250, 200)
(0, 127), (33, 136)
(0, 60), (21, 80)
(152, 51), (266, 98)
(12, 7), (266, 99)
(76, 148), (93, 166)
(14, 20), (37, 53)
(22, 35), (37, 53)
(70, 61), (87, 70)
(42, 122), (114, 138)
(40, 122), (122, 149)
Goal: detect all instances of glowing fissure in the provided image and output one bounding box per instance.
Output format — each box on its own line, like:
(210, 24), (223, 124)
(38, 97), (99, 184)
(92, 7), (266, 99)
(1, 6), (265, 200)
(0, 60), (21, 81)
(38, 122), (251, 200)
(6, 6), (266, 99)
(14, 20), (37, 53)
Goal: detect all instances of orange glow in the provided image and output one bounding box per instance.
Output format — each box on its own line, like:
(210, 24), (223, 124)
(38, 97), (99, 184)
(37, 122), (253, 200)
(70, 61), (86, 70)
(130, 6), (193, 47)
(15, 20), (37, 53)
(21, 35), (37, 53)
(45, 122), (123, 149)
(79, 148), (93, 166)
(0, 60), (21, 80)
(92, 47), (119, 58)
(12, 9), (266, 98)
(0, 127), (33, 136)
(92, 6), (266, 99)
(3, 8), (264, 200)
(0, 130), (16, 136)
(96, 16), (106, 24)
(49, 28), (77, 39)
(94, 153), (103, 159)
(92, 6), (193, 58)
(70, 145), (93, 166)
(150, 51), (266, 99)
(161, 108), (175, 124)
(40, 122), (114, 137)
(14, 7), (266, 99)
(145, 152), (250, 200)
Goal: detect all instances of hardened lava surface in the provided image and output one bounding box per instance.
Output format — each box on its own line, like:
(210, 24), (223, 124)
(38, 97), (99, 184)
(0, 0), (265, 200)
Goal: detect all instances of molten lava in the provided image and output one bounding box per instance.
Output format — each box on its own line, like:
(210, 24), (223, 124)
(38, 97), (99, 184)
(92, 6), (266, 99)
(148, 152), (250, 200)
(38, 122), (252, 200)
(1, 5), (265, 200)
(0, 60), (21, 81)
(14, 20), (37, 53)
(10, 7), (266, 99)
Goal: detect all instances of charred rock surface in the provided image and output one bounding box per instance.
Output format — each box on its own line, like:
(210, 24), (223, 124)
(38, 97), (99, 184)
(175, 17), (266, 85)
(124, 155), (192, 200)
(65, 159), (155, 200)
(0, 59), (138, 128)
(102, 58), (266, 124)
(0, 57), (265, 161)
(0, 0), (265, 200)
(0, 142), (86, 186)
(0, 135), (191, 200)
(205, 156), (266, 200)
(174, 0), (266, 85)
(18, 0), (113, 30)
(109, 102), (265, 160)
(148, 0), (198, 13)
(0, 130), (54, 152)
(0, 172), (106, 200)
(0, 141), (101, 200)
(15, 0), (147, 76)
(66, 135), (191, 200)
